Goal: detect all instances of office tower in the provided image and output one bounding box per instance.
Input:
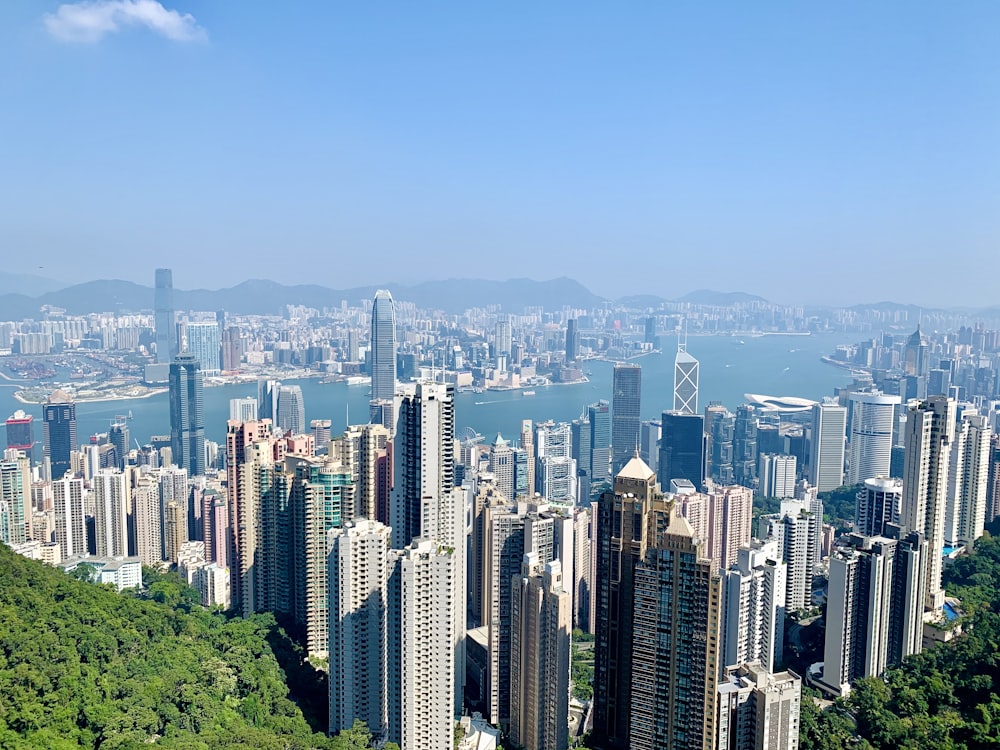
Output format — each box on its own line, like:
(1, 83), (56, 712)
(848, 391), (901, 485)
(674, 340), (699, 415)
(611, 363), (642, 473)
(708, 405), (736, 484)
(565, 318), (578, 362)
(328, 519), (393, 737)
(276, 384), (306, 435)
(495, 318), (512, 364)
(571, 505), (593, 631)
(658, 411), (706, 491)
(370, 290), (397, 420)
(733, 404), (758, 489)
(759, 454), (797, 499)
(43, 389), (77, 480)
(287, 454), (352, 656)
(343, 423), (391, 521)
(817, 529), (926, 697)
(257, 378), (280, 424)
(630, 503), (722, 750)
(53, 476), (86, 559)
(901, 396), (955, 611)
(92, 469), (129, 557)
(311, 419), (333, 454)
(988, 434), (1000, 524)
(390, 381), (455, 549)
(944, 409), (991, 546)
(594, 455), (669, 748)
(230, 397), (258, 422)
(0, 449), (31, 545)
(5, 410), (34, 461)
(716, 663), (801, 750)
(169, 353), (206, 477)
(571, 415), (592, 500)
(154, 268), (177, 364)
(535, 422), (577, 507)
(107, 419), (129, 471)
(509, 555), (571, 750)
(809, 399), (847, 492)
(390, 538), (459, 750)
(856, 476), (902, 537)
(221, 325), (242, 371)
(639, 420), (660, 474)
(723, 540), (786, 673)
(184, 321), (221, 375)
(520, 420), (535, 496)
(226, 419), (275, 612)
(903, 326), (929, 377)
(588, 400), (612, 490)
(644, 316), (657, 346)
(488, 434), (515, 501)
(132, 477), (162, 566)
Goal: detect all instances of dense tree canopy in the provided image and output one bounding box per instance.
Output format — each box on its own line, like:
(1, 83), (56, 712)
(0, 544), (383, 749)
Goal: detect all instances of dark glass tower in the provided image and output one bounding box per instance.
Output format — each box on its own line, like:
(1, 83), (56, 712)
(657, 411), (705, 490)
(565, 318), (579, 362)
(43, 390), (77, 479)
(155, 268), (178, 364)
(611, 363), (642, 473)
(169, 353), (205, 476)
(369, 290), (397, 421)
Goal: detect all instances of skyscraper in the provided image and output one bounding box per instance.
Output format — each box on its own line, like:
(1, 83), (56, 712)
(716, 663), (801, 750)
(810, 399), (847, 492)
(5, 410), (34, 460)
(535, 422), (577, 507)
(848, 391), (901, 485)
(257, 379), (280, 424)
(611, 363), (641, 473)
(723, 540), (786, 673)
(901, 396), (955, 611)
(565, 318), (578, 362)
(154, 268), (177, 364)
(944, 408), (991, 547)
(342, 422), (391, 522)
(0, 449), (31, 545)
(856, 476), (902, 537)
(277, 384), (306, 435)
(43, 389), (77, 480)
(370, 290), (397, 419)
(588, 400), (612, 490)
(673, 340), (699, 415)
(169, 353), (206, 477)
(185, 321), (221, 375)
(488, 433), (515, 502)
(108, 419), (129, 471)
(92, 468), (129, 558)
(658, 411), (705, 491)
(759, 454), (797, 499)
(53, 476), (86, 559)
(230, 397), (259, 423)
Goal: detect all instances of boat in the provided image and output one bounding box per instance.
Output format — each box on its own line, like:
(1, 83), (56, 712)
(522, 390), (536, 397)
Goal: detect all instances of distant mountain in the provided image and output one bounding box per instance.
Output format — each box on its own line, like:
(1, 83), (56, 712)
(0, 271), (67, 297)
(0, 276), (605, 318)
(674, 289), (768, 306)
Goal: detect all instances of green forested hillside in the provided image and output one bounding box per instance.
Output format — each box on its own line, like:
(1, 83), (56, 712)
(0, 545), (337, 749)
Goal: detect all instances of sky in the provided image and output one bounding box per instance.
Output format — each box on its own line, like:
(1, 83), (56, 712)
(1, 2), (998, 307)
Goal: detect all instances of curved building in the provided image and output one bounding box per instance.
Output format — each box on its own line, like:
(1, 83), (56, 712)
(847, 392), (901, 485)
(856, 476), (902, 537)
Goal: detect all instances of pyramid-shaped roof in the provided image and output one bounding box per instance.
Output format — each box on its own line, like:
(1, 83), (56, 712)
(616, 452), (655, 481)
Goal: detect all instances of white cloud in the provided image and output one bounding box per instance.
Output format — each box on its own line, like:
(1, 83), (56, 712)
(44, 0), (207, 43)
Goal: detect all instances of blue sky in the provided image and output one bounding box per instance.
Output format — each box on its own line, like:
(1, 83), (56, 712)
(1, 2), (998, 306)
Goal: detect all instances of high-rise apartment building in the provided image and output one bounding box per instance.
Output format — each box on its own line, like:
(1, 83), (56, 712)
(759, 454), (797, 499)
(229, 397), (258, 423)
(658, 411), (705, 491)
(221, 325), (242, 371)
(132, 476), (162, 566)
(944, 408), (991, 546)
(856, 476), (902, 537)
(901, 396), (955, 611)
(0, 449), (31, 545)
(343, 423), (391, 521)
(169, 353), (206, 477)
(679, 485), (754, 574)
(390, 381), (455, 549)
(723, 540), (786, 673)
(154, 268), (177, 364)
(611, 364), (642, 473)
(509, 555), (571, 750)
(848, 391), (901, 485)
(184, 321), (221, 375)
(370, 290), (397, 420)
(43, 390), (77, 480)
(520, 420), (536, 496)
(716, 663), (801, 750)
(53, 476), (86, 560)
(810, 399), (846, 492)
(92, 468), (129, 557)
(328, 519), (393, 737)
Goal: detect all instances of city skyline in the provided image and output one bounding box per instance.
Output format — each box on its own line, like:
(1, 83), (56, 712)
(2, 3), (998, 307)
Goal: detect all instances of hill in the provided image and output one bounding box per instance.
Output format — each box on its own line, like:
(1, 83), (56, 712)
(0, 546), (341, 749)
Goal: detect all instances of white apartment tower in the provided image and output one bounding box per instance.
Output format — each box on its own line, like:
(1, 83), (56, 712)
(92, 468), (130, 558)
(723, 540), (787, 673)
(810, 399), (846, 492)
(944, 408), (991, 546)
(717, 663), (801, 750)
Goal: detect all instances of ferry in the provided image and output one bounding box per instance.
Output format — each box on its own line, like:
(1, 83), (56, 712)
(522, 390), (536, 397)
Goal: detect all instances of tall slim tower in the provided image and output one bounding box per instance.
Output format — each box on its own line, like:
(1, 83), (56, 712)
(184, 321), (221, 375)
(92, 468), (130, 557)
(154, 268), (177, 364)
(810, 399), (847, 492)
(370, 290), (397, 419)
(276, 384), (306, 435)
(0, 449), (31, 545)
(611, 363), (642, 474)
(848, 391), (901, 485)
(673, 338), (699, 416)
(658, 411), (705, 491)
(901, 396), (955, 611)
(43, 390), (77, 480)
(169, 353), (206, 477)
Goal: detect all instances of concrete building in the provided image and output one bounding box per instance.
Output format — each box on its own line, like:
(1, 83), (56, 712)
(185, 321), (221, 375)
(535, 422), (577, 507)
(717, 663), (801, 750)
(944, 408), (991, 546)
(0, 449), (31, 545)
(809, 399), (846, 492)
(229, 397), (258, 423)
(53, 476), (86, 560)
(723, 540), (786, 673)
(856, 476), (902, 537)
(759, 454), (797, 499)
(488, 433), (515, 502)
(91, 468), (129, 558)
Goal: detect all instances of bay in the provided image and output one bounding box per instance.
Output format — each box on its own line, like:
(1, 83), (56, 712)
(0, 333), (854, 450)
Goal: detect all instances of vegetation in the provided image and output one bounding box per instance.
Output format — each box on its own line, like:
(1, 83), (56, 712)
(818, 484), (860, 528)
(801, 532), (1000, 749)
(571, 629), (595, 702)
(0, 543), (388, 749)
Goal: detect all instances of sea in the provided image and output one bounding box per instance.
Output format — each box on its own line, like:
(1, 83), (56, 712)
(0, 333), (855, 449)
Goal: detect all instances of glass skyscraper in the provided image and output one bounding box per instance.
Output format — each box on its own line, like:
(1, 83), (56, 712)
(185, 321), (221, 375)
(169, 353), (205, 476)
(43, 389), (77, 480)
(370, 290), (397, 420)
(154, 268), (177, 364)
(611, 363), (642, 473)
